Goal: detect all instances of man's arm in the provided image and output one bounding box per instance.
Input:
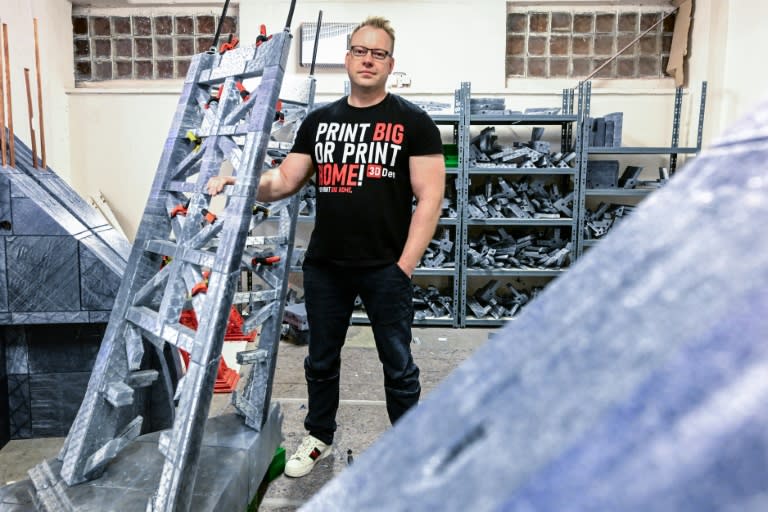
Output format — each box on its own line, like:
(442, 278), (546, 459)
(206, 152), (314, 201)
(397, 154), (446, 277)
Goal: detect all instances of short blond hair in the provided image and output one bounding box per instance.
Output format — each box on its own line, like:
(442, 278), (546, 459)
(350, 16), (395, 54)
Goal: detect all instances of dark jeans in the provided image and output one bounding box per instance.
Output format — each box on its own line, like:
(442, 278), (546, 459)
(301, 261), (421, 445)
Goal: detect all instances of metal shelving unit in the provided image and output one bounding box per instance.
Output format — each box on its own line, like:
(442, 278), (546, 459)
(460, 85), (580, 327)
(575, 81), (708, 256)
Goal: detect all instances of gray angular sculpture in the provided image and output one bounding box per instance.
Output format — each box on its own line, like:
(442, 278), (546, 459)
(19, 6), (312, 511)
(0, 134), (128, 325)
(303, 100), (768, 511)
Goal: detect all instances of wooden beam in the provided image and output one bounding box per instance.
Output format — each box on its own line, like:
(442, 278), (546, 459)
(3, 24), (15, 167)
(24, 68), (37, 168)
(0, 22), (6, 167)
(34, 18), (46, 169)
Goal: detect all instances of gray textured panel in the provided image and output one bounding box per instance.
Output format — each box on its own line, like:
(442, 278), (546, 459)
(11, 312), (90, 324)
(6, 236), (80, 313)
(0, 338), (8, 449)
(0, 313), (10, 324)
(0, 174), (11, 216)
(88, 311), (111, 323)
(7, 374), (32, 439)
(26, 325), (101, 374)
(303, 100), (768, 511)
(80, 243), (120, 311)
(0, 238), (7, 313)
(6, 168), (86, 237)
(0, 175), (10, 232)
(30, 373), (91, 437)
(3, 326), (28, 374)
(3, 159), (128, 277)
(10, 197), (68, 236)
(0, 336), (5, 377)
(27, 168), (111, 230)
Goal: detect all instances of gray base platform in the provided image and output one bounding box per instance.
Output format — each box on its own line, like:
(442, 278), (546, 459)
(0, 406), (282, 511)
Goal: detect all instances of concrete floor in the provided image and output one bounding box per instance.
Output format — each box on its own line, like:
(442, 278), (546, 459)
(0, 325), (493, 511)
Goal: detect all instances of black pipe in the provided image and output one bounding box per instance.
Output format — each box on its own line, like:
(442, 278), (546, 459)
(209, 0), (232, 53)
(309, 10), (323, 76)
(284, 0), (298, 32)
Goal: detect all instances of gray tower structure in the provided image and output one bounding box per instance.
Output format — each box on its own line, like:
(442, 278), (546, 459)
(21, 3), (318, 510)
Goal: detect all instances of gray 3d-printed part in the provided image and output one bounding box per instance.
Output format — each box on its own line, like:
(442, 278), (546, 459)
(9, 408), (282, 511)
(3, 135), (129, 276)
(28, 20), (311, 512)
(300, 100), (768, 511)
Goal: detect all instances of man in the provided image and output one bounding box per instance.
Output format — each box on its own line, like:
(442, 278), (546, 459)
(207, 16), (445, 478)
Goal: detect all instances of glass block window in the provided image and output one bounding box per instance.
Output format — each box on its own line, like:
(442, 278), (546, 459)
(506, 7), (675, 79)
(72, 13), (238, 82)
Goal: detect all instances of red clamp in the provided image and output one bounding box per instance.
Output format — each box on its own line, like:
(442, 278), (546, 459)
(255, 24), (272, 47)
(191, 270), (211, 296)
(201, 208), (217, 225)
(274, 99), (284, 122)
(235, 81), (250, 101)
(252, 251), (281, 266)
(171, 200), (190, 218)
(219, 34), (240, 54)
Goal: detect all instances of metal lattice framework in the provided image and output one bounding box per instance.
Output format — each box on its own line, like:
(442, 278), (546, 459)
(28, 10), (316, 509)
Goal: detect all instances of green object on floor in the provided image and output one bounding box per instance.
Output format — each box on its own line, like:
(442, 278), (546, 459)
(267, 445), (286, 482)
(247, 446), (287, 511)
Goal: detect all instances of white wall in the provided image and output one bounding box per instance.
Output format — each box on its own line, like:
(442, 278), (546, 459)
(244, 0), (506, 95)
(687, 0), (768, 146)
(57, 0), (768, 239)
(0, 0), (72, 180)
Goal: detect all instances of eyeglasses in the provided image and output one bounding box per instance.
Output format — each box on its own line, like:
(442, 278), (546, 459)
(349, 45), (391, 61)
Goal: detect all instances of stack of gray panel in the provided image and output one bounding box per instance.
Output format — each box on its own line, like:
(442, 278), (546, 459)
(470, 97), (506, 115)
(587, 112), (623, 147)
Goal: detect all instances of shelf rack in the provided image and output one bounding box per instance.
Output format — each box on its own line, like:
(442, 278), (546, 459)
(460, 85), (580, 327)
(575, 81), (708, 257)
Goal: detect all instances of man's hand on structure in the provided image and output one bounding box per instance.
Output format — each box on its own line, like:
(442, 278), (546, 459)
(206, 176), (235, 196)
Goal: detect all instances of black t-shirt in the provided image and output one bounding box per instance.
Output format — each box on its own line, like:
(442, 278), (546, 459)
(291, 93), (443, 266)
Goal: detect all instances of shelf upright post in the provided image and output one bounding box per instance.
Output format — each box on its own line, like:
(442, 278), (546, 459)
(457, 81), (471, 327)
(574, 80), (592, 259)
(669, 86), (684, 174)
(696, 81), (708, 151)
(562, 87), (575, 151)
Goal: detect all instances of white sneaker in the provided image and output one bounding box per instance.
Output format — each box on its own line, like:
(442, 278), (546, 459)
(284, 435), (332, 477)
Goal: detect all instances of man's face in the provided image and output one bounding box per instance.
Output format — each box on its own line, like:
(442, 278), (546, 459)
(344, 26), (394, 92)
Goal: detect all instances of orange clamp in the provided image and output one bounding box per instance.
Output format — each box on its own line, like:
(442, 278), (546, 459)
(255, 24), (271, 47)
(252, 253), (281, 266)
(191, 270), (210, 296)
(201, 208), (217, 225)
(171, 203), (189, 218)
(274, 99), (284, 122)
(235, 81), (250, 101)
(219, 34), (240, 54)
